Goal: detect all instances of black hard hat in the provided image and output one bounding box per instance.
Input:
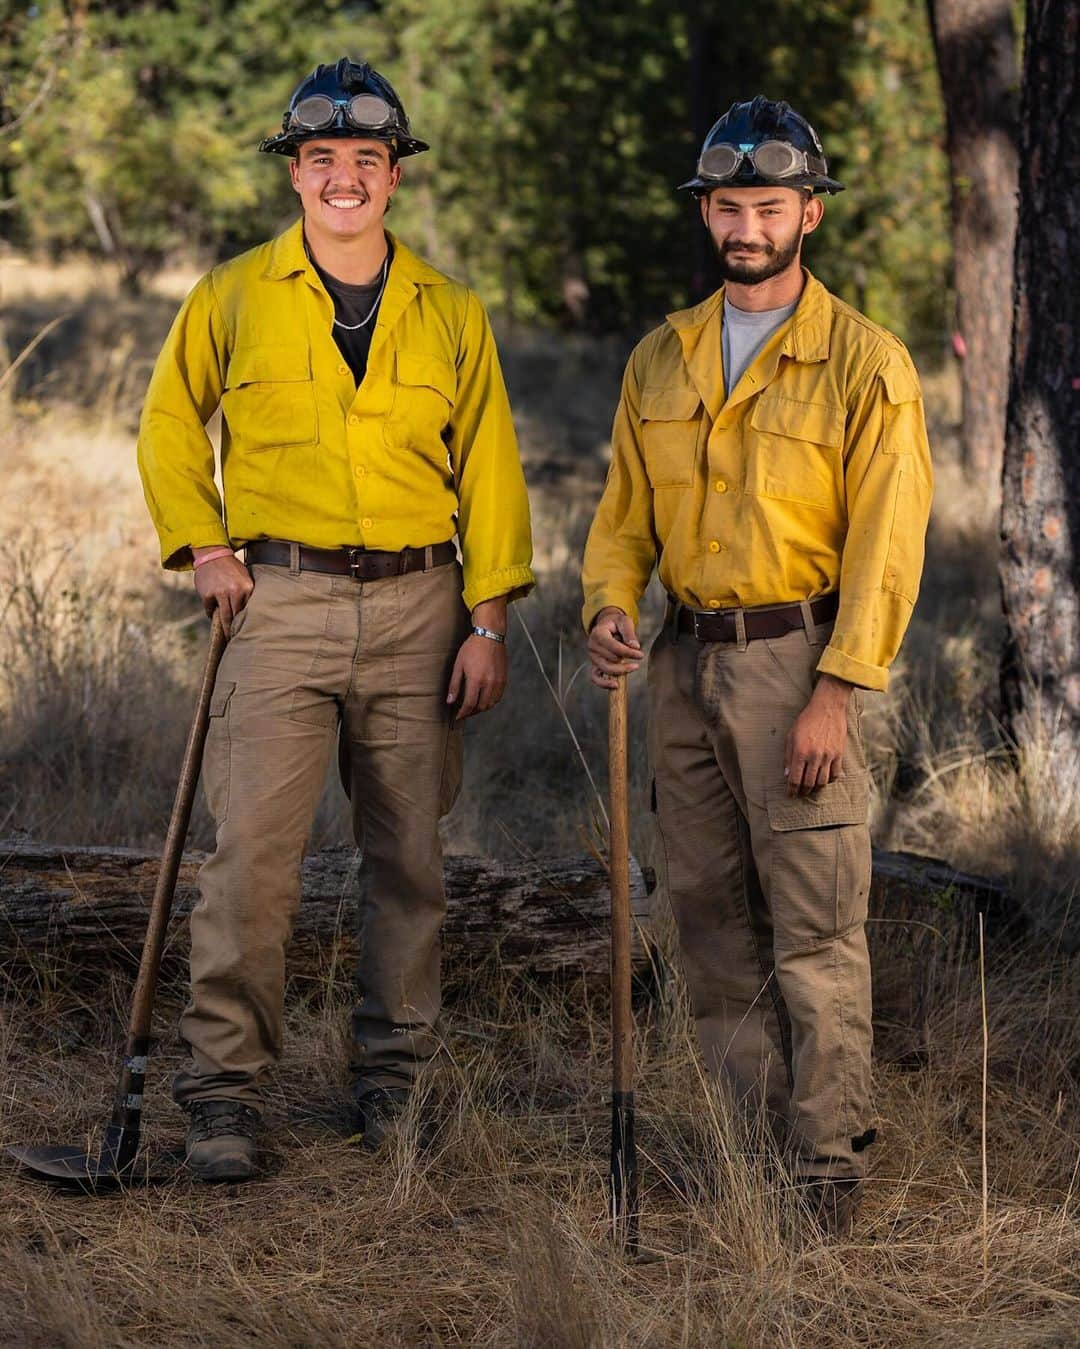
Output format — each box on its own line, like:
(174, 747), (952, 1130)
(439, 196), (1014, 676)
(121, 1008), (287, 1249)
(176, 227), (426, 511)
(679, 96), (843, 195)
(259, 57), (428, 158)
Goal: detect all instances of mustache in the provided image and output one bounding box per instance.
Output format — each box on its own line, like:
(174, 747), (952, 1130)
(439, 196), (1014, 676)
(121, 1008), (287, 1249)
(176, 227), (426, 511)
(720, 240), (774, 256)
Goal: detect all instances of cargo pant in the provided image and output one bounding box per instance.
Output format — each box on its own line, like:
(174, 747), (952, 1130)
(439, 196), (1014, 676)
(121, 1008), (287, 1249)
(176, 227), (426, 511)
(648, 615), (875, 1180)
(172, 558), (468, 1111)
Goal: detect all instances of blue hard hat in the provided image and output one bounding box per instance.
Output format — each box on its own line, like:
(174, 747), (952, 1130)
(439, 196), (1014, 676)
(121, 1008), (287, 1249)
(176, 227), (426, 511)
(260, 57), (428, 158)
(680, 96), (843, 195)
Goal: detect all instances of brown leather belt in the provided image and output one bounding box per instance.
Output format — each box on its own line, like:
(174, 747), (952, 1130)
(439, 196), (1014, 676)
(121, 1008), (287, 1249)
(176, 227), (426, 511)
(245, 539), (456, 581)
(672, 591), (839, 642)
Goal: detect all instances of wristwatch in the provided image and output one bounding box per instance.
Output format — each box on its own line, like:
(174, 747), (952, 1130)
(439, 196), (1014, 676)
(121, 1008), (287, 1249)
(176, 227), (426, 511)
(471, 625), (506, 644)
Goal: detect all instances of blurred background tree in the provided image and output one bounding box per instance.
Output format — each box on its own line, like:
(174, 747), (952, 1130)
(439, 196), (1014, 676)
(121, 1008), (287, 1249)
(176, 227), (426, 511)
(2, 0), (950, 349)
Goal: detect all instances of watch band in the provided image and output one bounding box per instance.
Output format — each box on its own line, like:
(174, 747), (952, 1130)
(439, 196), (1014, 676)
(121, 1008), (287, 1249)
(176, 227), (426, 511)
(471, 625), (506, 644)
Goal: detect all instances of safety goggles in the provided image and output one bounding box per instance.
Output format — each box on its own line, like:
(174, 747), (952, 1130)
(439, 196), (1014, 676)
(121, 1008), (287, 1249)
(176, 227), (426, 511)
(288, 93), (399, 134)
(696, 139), (822, 182)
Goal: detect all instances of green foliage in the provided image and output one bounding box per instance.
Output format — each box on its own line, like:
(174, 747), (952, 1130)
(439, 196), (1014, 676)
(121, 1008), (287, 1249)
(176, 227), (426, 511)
(363, 0), (692, 328)
(0, 0), (950, 347)
(821, 0), (951, 350)
(0, 0), (359, 283)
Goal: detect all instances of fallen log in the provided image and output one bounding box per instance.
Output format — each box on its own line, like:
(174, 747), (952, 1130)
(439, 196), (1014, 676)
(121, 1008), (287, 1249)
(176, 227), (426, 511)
(0, 842), (655, 978)
(0, 840), (1021, 990)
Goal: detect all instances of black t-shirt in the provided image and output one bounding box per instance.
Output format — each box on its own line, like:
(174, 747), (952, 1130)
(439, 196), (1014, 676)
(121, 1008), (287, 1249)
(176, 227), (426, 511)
(312, 243), (393, 386)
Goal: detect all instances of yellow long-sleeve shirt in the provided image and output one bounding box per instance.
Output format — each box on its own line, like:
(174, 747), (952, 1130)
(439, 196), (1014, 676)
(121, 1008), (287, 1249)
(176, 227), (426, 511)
(137, 220), (534, 613)
(581, 271), (933, 691)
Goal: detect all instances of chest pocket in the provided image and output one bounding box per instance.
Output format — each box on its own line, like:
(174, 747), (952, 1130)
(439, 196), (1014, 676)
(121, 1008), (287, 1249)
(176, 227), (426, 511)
(746, 394), (844, 509)
(640, 387), (703, 487)
(389, 351), (456, 455)
(221, 345), (317, 453)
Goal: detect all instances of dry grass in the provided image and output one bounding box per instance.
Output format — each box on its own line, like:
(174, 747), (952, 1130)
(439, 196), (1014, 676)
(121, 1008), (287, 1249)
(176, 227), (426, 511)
(0, 924), (1077, 1347)
(0, 264), (1078, 1344)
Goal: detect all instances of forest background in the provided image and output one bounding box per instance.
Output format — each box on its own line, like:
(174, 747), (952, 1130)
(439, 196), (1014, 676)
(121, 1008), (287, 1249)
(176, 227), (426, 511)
(1, 2), (1078, 1347)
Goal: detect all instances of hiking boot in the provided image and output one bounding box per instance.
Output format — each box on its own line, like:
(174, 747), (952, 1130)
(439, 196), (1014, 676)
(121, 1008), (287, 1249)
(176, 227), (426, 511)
(798, 1178), (863, 1237)
(350, 1084), (411, 1151)
(185, 1100), (260, 1182)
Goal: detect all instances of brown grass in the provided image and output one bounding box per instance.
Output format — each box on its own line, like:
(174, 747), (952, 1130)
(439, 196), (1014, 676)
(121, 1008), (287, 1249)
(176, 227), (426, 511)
(0, 267), (1077, 1345)
(1, 928), (1077, 1346)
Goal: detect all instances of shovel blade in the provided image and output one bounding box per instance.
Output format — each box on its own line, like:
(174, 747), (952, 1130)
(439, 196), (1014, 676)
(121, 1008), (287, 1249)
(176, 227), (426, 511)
(7, 1143), (123, 1189)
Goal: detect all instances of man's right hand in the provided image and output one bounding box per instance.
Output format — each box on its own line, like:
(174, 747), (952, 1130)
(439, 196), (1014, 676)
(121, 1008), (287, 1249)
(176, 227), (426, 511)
(192, 548), (254, 637)
(587, 607), (643, 689)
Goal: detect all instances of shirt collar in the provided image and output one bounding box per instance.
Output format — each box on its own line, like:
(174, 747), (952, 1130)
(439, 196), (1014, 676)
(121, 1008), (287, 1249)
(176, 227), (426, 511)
(666, 268), (832, 364)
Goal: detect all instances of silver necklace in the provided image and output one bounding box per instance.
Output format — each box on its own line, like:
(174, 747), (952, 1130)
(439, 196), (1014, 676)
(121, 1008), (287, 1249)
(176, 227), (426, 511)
(332, 255), (389, 331)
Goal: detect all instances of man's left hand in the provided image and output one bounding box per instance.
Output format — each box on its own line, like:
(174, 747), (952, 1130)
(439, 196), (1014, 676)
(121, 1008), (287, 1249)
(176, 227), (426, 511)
(784, 674), (854, 796)
(446, 595), (509, 721)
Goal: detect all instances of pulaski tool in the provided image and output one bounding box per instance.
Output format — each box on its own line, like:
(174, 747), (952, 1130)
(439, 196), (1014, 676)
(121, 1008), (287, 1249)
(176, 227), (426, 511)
(607, 674), (639, 1253)
(9, 611), (227, 1189)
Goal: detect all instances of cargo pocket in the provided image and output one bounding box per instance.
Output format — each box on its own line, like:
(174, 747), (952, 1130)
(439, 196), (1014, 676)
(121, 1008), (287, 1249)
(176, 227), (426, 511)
(766, 769), (871, 943)
(746, 394), (844, 509)
(765, 768), (870, 832)
(880, 364), (927, 603)
(203, 680), (236, 825)
(640, 386), (702, 487)
(390, 350), (455, 459)
(221, 345), (318, 453)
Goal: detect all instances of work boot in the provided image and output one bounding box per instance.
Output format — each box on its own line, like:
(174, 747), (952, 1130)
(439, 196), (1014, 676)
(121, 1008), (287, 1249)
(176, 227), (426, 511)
(350, 1084), (411, 1151)
(185, 1100), (260, 1182)
(798, 1178), (863, 1238)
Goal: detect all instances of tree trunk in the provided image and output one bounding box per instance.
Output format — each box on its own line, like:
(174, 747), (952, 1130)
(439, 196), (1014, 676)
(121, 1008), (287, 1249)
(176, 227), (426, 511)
(928, 0), (1019, 487)
(0, 844), (655, 978)
(999, 0), (1080, 750)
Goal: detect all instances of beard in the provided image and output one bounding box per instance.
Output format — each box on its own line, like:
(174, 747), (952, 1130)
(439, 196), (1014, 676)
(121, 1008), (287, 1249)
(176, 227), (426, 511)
(712, 223), (803, 284)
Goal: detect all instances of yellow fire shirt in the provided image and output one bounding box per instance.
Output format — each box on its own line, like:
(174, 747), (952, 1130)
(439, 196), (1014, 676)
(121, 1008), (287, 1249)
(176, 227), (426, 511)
(137, 221), (535, 612)
(581, 271), (933, 691)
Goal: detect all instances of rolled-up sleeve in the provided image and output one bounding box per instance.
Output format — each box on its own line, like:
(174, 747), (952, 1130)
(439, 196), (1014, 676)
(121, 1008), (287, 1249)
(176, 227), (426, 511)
(817, 357), (933, 690)
(449, 292), (535, 611)
(136, 273), (231, 570)
(581, 347), (659, 631)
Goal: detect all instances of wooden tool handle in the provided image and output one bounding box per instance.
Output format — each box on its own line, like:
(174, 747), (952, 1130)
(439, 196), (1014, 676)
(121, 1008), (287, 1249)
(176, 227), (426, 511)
(608, 675), (639, 1251)
(609, 676), (633, 1092)
(126, 610), (228, 1042)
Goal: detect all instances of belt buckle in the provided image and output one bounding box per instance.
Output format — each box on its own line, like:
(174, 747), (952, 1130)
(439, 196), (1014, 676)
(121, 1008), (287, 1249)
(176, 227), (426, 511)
(347, 546), (366, 579)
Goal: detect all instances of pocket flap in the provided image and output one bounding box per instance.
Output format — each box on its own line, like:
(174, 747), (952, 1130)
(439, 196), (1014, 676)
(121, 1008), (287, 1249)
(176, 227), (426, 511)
(881, 363), (921, 405)
(640, 386), (702, 421)
(750, 394), (844, 448)
(226, 345), (311, 387)
(395, 350), (456, 402)
(765, 768), (870, 831)
(209, 680), (236, 718)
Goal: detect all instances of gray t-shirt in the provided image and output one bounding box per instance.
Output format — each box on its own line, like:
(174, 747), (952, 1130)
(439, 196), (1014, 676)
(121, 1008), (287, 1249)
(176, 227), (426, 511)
(722, 294), (799, 398)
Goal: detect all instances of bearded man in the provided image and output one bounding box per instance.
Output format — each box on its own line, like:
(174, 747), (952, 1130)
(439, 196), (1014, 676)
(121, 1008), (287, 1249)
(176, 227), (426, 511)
(582, 97), (932, 1234)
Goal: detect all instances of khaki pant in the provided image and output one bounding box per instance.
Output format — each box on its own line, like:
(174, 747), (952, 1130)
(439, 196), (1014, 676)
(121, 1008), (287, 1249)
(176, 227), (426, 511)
(173, 559), (468, 1111)
(648, 618), (874, 1180)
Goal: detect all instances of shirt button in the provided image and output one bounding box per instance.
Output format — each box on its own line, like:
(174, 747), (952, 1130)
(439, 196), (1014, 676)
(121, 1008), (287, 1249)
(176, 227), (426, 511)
(354, 465), (365, 478)
(714, 479), (728, 493)
(707, 599), (721, 609)
(348, 414), (360, 426)
(708, 540), (721, 553)
(361, 516), (373, 529)
(338, 364), (351, 377)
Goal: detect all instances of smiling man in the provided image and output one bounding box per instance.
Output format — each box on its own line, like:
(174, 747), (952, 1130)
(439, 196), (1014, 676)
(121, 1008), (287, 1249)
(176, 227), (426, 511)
(582, 97), (932, 1235)
(137, 58), (533, 1180)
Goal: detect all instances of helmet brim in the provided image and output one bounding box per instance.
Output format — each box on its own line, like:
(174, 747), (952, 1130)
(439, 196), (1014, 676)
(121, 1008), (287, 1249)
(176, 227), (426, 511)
(678, 171), (844, 195)
(259, 128), (429, 157)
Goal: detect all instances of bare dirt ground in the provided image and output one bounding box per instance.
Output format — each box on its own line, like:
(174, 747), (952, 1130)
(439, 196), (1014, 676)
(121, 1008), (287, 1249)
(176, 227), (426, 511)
(0, 257), (1077, 1346)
